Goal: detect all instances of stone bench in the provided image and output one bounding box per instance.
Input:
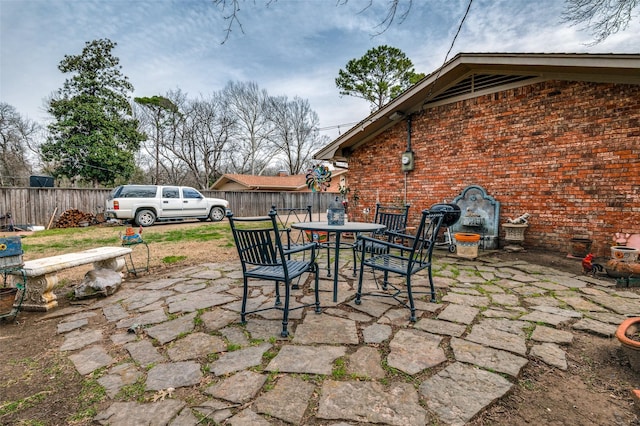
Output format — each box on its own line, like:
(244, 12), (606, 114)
(11, 246), (132, 312)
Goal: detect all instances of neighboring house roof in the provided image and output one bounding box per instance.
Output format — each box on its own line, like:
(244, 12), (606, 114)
(314, 52), (640, 161)
(211, 169), (348, 192)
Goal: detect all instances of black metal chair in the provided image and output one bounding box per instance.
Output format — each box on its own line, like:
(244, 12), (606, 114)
(351, 203), (411, 275)
(271, 205), (313, 254)
(272, 205), (318, 288)
(272, 203), (345, 279)
(355, 208), (445, 322)
(227, 209), (321, 337)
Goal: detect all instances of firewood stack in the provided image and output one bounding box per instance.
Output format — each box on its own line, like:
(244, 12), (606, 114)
(55, 209), (96, 228)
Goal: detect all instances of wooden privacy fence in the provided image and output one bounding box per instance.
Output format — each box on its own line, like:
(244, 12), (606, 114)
(0, 188), (336, 228)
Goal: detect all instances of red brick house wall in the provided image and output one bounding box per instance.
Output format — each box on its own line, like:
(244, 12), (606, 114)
(347, 80), (640, 257)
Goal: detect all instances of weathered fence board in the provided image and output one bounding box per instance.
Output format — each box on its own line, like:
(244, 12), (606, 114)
(0, 188), (335, 228)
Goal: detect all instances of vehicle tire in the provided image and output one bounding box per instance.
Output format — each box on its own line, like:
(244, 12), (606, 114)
(209, 206), (225, 222)
(135, 209), (156, 227)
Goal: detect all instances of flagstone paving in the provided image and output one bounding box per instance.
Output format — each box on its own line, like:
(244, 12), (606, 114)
(42, 253), (640, 425)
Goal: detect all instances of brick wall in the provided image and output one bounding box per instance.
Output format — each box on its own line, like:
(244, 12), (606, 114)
(346, 80), (640, 257)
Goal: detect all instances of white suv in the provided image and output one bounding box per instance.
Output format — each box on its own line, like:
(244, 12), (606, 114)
(105, 185), (229, 227)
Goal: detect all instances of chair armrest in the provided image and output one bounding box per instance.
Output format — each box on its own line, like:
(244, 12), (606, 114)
(358, 234), (410, 252)
(283, 242), (317, 255)
(387, 226), (407, 234)
(384, 229), (416, 242)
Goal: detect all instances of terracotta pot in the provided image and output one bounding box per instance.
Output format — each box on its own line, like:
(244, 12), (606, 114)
(454, 233), (481, 259)
(454, 233), (481, 243)
(0, 287), (17, 313)
(615, 317), (640, 373)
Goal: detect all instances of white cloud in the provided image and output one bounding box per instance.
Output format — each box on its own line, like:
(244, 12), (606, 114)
(1, 0), (638, 135)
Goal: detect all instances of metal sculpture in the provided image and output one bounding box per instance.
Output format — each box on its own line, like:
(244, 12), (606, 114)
(305, 165), (332, 192)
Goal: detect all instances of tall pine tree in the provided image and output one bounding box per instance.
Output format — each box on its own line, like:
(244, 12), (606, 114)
(42, 39), (145, 186)
(335, 45), (424, 111)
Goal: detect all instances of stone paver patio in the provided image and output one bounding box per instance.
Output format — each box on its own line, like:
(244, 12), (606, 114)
(38, 252), (640, 424)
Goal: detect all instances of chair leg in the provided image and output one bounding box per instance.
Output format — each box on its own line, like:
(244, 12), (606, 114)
(326, 244), (331, 277)
(313, 263), (321, 314)
(406, 276), (416, 322)
(241, 277), (249, 324)
(382, 270), (389, 290)
(352, 246), (358, 276)
(427, 265), (437, 303)
(281, 281), (291, 337)
(355, 257), (366, 305)
(292, 274), (300, 290)
(275, 281), (282, 306)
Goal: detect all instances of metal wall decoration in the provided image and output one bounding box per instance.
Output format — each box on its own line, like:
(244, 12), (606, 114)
(305, 165), (332, 192)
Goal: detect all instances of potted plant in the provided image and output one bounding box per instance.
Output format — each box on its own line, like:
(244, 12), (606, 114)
(615, 317), (640, 373)
(502, 213), (530, 243)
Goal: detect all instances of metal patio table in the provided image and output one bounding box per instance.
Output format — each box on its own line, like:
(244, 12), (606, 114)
(292, 221), (385, 302)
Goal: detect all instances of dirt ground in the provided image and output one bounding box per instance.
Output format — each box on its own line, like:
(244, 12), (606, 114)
(0, 224), (639, 425)
(471, 250), (640, 426)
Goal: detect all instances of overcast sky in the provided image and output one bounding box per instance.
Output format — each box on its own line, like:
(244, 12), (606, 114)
(1, 0), (638, 139)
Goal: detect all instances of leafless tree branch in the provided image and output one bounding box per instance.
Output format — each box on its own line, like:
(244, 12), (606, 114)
(368, 0), (413, 37)
(213, 0), (415, 42)
(213, 0), (246, 44)
(562, 0), (639, 44)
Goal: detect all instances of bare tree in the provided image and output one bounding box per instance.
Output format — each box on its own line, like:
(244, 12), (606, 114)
(563, 0), (638, 44)
(170, 93), (236, 189)
(131, 82), (325, 183)
(134, 90), (188, 184)
(223, 81), (276, 175)
(134, 94), (182, 184)
(157, 90), (190, 185)
(0, 102), (38, 186)
(268, 96), (326, 175)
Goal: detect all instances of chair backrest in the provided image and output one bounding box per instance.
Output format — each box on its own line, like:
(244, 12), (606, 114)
(408, 209), (445, 268)
(374, 203), (410, 235)
(271, 205), (313, 247)
(227, 210), (286, 270)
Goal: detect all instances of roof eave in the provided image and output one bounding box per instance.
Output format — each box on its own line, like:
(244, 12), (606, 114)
(314, 53), (640, 162)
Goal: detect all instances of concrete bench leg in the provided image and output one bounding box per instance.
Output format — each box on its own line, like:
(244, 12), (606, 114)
(94, 257), (126, 272)
(19, 255), (127, 312)
(21, 273), (58, 312)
